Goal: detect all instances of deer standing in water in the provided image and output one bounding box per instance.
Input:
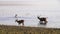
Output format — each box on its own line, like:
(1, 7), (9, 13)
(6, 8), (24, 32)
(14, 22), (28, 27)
(15, 14), (24, 26)
(15, 19), (24, 26)
(37, 16), (48, 25)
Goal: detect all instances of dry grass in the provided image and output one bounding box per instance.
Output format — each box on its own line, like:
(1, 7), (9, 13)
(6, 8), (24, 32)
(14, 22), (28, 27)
(0, 25), (60, 34)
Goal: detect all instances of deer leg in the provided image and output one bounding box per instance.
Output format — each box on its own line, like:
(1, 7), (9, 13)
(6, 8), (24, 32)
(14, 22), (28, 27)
(22, 22), (24, 26)
(40, 21), (43, 24)
(18, 23), (20, 26)
(44, 21), (47, 25)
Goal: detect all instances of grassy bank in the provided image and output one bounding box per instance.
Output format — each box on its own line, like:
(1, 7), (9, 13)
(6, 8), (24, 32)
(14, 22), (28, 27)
(0, 25), (60, 34)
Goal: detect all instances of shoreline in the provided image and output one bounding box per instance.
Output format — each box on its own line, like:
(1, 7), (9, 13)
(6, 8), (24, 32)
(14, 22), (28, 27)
(0, 24), (60, 29)
(0, 25), (60, 34)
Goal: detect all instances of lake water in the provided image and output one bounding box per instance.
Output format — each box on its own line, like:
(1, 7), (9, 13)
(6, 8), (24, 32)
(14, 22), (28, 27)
(0, 1), (60, 29)
(0, 16), (60, 28)
(0, 6), (60, 28)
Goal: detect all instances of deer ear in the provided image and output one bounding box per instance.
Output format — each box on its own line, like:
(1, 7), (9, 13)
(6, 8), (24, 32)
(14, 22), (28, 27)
(15, 20), (17, 22)
(37, 16), (39, 17)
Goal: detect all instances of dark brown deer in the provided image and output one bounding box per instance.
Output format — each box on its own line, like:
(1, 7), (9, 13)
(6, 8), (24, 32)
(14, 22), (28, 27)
(37, 16), (47, 25)
(15, 19), (24, 26)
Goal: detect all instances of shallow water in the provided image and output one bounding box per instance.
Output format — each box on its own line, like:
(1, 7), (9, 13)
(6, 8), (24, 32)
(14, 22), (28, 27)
(0, 17), (60, 28)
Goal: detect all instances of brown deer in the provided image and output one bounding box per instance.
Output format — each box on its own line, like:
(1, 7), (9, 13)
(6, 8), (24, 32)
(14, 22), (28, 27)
(15, 19), (24, 26)
(15, 14), (24, 26)
(37, 16), (47, 25)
